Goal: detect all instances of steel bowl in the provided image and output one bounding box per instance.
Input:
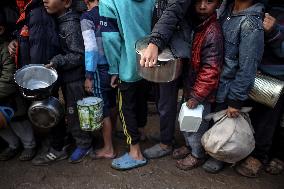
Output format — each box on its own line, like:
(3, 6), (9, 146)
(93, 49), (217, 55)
(135, 37), (182, 83)
(14, 64), (58, 99)
(28, 97), (64, 128)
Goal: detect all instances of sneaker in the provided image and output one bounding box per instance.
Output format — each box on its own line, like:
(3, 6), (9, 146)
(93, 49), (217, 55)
(32, 147), (68, 166)
(19, 148), (37, 161)
(0, 147), (19, 161)
(69, 147), (90, 164)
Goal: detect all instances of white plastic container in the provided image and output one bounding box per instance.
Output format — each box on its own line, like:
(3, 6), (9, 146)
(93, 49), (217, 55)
(178, 103), (204, 132)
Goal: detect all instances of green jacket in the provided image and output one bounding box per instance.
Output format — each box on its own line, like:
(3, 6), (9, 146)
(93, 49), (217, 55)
(0, 37), (17, 99)
(100, 0), (155, 82)
(0, 37), (27, 119)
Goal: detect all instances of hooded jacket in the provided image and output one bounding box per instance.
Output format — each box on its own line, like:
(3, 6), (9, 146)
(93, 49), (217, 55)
(99, 0), (155, 82)
(16, 0), (60, 67)
(149, 0), (193, 58)
(259, 5), (284, 79)
(51, 10), (85, 83)
(216, 2), (265, 109)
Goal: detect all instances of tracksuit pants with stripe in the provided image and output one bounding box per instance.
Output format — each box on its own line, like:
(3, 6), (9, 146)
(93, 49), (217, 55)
(118, 80), (149, 145)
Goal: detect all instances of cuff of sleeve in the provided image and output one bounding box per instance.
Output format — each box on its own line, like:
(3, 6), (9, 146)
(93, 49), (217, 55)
(149, 36), (164, 51)
(85, 71), (94, 80)
(227, 98), (243, 109)
(266, 25), (281, 43)
(189, 91), (204, 103)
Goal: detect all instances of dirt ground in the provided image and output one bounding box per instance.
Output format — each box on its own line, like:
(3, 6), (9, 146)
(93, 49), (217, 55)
(0, 105), (284, 189)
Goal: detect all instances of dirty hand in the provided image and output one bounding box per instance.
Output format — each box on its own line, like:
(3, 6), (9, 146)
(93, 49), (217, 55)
(45, 62), (54, 69)
(186, 98), (199, 109)
(139, 43), (158, 68)
(263, 13), (277, 33)
(110, 75), (118, 88)
(8, 40), (18, 56)
(85, 78), (93, 93)
(226, 106), (240, 118)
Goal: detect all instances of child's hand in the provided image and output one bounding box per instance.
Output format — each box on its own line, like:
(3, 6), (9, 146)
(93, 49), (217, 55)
(45, 62), (54, 69)
(85, 78), (93, 93)
(263, 13), (277, 33)
(186, 98), (199, 109)
(8, 40), (18, 56)
(226, 106), (240, 118)
(140, 43), (158, 68)
(110, 75), (118, 88)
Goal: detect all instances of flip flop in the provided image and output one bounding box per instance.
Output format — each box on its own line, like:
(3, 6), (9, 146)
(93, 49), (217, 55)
(111, 153), (147, 171)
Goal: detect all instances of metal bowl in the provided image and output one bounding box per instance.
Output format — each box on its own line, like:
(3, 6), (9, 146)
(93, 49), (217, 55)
(135, 37), (182, 83)
(14, 64), (58, 99)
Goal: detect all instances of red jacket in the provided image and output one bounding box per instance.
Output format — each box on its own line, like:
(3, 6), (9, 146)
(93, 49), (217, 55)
(184, 13), (223, 103)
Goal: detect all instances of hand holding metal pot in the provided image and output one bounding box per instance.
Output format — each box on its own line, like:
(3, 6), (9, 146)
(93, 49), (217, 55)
(139, 43), (159, 68)
(136, 37), (182, 83)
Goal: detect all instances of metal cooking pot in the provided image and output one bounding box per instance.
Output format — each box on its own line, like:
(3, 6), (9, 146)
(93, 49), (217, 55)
(14, 64), (58, 99)
(28, 97), (64, 128)
(249, 73), (284, 108)
(135, 37), (182, 83)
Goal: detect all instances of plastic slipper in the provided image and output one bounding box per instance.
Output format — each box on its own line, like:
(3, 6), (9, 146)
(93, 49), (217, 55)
(111, 153), (147, 171)
(202, 157), (225, 174)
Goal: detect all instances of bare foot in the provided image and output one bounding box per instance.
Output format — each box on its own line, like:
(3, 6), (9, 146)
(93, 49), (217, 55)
(91, 147), (116, 159)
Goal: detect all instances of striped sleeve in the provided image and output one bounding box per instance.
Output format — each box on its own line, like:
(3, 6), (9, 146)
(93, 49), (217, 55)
(80, 14), (99, 79)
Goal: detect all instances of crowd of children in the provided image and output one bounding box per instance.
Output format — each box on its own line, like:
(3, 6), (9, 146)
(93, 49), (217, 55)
(0, 0), (283, 178)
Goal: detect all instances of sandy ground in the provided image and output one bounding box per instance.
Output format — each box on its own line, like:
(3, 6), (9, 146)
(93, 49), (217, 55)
(0, 105), (284, 189)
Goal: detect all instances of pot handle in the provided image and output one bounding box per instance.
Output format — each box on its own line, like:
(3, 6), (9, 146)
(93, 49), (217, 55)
(0, 106), (14, 121)
(21, 90), (37, 99)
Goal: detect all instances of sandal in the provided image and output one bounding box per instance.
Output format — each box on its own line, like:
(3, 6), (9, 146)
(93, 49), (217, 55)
(111, 153), (147, 171)
(19, 148), (36, 161)
(265, 158), (284, 175)
(176, 154), (205, 171)
(172, 146), (191, 159)
(235, 156), (262, 178)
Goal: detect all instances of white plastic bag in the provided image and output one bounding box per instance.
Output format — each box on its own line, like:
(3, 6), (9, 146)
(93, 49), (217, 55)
(201, 107), (255, 163)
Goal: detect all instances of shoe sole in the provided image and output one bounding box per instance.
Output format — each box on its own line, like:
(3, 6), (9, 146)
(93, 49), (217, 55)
(111, 161), (148, 171)
(68, 150), (90, 164)
(32, 155), (68, 166)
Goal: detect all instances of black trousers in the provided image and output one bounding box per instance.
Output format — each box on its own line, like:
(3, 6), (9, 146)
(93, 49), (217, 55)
(250, 93), (284, 163)
(156, 79), (179, 145)
(118, 80), (148, 145)
(50, 80), (92, 151)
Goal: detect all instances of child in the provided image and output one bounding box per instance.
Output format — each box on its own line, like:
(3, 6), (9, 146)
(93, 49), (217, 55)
(140, 0), (193, 159)
(236, 7), (284, 177)
(33, 0), (92, 165)
(202, 0), (265, 173)
(8, 0), (60, 67)
(80, 0), (115, 159)
(99, 0), (155, 170)
(0, 12), (36, 161)
(172, 0), (223, 170)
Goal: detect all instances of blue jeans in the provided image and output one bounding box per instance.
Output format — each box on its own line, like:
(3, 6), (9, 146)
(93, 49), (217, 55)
(183, 103), (211, 159)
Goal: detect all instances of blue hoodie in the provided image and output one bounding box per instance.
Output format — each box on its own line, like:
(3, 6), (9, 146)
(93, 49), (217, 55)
(99, 0), (155, 82)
